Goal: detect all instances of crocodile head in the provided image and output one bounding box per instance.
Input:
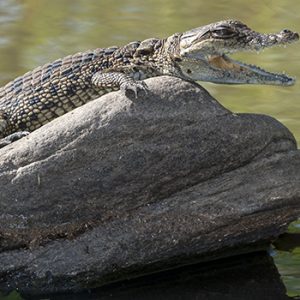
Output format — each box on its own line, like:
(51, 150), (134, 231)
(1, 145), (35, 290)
(171, 20), (299, 86)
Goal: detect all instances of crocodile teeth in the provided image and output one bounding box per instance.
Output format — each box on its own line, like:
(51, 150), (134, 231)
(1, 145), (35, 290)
(227, 56), (295, 85)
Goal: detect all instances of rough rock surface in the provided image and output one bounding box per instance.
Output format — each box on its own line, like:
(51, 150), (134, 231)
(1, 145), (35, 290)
(0, 76), (299, 294)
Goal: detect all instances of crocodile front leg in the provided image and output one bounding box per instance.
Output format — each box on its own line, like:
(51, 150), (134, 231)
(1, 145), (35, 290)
(92, 72), (147, 99)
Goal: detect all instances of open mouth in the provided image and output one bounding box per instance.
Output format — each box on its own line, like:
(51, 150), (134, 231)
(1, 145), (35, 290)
(206, 29), (299, 86)
(208, 53), (296, 86)
(179, 24), (299, 86)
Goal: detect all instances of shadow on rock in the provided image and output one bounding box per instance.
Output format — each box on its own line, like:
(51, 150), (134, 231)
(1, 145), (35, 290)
(22, 252), (290, 300)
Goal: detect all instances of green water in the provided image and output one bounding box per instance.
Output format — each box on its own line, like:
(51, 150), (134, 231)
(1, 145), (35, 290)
(0, 0), (299, 298)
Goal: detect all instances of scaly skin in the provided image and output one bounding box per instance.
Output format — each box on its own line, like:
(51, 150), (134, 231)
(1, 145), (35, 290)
(0, 20), (298, 147)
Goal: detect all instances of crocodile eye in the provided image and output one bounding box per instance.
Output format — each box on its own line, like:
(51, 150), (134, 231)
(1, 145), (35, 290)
(211, 28), (236, 39)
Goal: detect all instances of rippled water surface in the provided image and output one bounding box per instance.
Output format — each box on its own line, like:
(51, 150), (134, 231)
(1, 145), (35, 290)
(0, 0), (299, 298)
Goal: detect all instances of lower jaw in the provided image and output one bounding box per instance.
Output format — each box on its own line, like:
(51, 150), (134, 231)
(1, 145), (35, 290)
(207, 54), (295, 86)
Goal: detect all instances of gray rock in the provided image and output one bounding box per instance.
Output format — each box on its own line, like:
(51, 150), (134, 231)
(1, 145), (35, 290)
(0, 76), (299, 294)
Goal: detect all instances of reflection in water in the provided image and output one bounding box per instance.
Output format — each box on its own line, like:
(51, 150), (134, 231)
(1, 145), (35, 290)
(19, 252), (289, 300)
(274, 230), (300, 297)
(274, 233), (300, 252)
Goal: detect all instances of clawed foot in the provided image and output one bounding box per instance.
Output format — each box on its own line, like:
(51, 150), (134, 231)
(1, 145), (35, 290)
(0, 131), (30, 148)
(92, 71), (149, 100)
(121, 81), (148, 99)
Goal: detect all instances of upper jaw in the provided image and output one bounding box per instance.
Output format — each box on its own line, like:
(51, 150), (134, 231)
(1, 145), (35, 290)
(241, 29), (299, 52)
(180, 20), (299, 54)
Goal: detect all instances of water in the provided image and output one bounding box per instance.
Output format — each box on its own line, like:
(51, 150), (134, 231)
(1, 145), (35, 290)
(0, 0), (299, 298)
(274, 221), (300, 297)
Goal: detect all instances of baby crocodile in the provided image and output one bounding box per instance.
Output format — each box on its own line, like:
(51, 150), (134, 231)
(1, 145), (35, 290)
(0, 20), (298, 147)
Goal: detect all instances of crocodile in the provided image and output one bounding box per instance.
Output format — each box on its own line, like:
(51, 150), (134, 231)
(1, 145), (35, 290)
(0, 19), (298, 147)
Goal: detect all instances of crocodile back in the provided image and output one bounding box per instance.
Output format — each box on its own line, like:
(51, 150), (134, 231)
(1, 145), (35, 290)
(0, 47), (109, 108)
(0, 47), (123, 135)
(0, 40), (147, 137)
